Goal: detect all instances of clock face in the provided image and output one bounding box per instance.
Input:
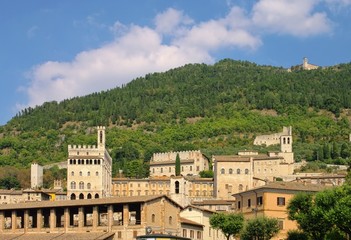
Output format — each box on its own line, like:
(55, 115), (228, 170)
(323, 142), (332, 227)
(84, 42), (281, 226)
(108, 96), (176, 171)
(146, 226), (152, 234)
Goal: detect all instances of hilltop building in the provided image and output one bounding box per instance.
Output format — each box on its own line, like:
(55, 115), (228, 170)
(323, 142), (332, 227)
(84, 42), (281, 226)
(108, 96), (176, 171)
(67, 126), (112, 200)
(289, 57), (320, 71)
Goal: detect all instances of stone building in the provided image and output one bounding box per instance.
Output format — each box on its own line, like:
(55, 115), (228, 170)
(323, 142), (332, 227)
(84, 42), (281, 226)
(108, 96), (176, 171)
(67, 126), (112, 200)
(150, 150), (209, 177)
(31, 163), (43, 189)
(0, 195), (191, 240)
(112, 176), (214, 207)
(213, 128), (294, 199)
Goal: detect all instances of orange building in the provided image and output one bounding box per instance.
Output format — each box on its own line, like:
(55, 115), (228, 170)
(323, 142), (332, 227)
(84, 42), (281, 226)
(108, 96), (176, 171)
(232, 182), (331, 239)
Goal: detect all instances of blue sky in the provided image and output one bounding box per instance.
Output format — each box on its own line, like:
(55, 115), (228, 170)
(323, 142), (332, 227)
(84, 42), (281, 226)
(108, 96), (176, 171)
(1, 0), (351, 126)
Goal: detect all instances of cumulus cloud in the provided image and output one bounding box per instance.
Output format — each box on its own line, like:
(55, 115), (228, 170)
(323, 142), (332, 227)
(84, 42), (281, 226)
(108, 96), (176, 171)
(21, 1), (334, 109)
(252, 0), (331, 36)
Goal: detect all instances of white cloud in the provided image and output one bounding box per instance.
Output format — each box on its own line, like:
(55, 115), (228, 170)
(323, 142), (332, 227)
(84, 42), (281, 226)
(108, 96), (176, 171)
(252, 0), (331, 36)
(21, 2), (334, 109)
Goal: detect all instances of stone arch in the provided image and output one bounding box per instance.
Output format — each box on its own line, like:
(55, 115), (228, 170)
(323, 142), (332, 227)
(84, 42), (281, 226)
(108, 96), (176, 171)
(79, 193), (84, 199)
(95, 193), (99, 199)
(70, 193), (76, 200)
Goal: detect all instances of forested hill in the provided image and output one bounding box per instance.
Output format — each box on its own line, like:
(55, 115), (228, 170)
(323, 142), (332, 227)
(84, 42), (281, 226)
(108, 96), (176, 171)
(1, 59), (351, 172)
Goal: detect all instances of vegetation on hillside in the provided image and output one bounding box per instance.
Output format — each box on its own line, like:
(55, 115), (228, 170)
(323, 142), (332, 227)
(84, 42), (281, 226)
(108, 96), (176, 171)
(1, 59), (351, 188)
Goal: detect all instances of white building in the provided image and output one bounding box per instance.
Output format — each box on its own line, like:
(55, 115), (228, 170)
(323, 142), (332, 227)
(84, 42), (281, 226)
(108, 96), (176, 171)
(67, 126), (112, 200)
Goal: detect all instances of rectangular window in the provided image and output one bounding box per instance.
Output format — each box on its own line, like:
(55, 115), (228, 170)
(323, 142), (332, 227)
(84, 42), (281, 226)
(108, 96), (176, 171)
(248, 199), (251, 208)
(277, 197), (286, 206)
(238, 201), (241, 209)
(278, 219), (284, 230)
(257, 196), (263, 206)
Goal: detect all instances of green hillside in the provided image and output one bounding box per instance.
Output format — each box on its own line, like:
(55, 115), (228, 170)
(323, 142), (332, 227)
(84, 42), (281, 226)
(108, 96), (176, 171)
(1, 59), (351, 186)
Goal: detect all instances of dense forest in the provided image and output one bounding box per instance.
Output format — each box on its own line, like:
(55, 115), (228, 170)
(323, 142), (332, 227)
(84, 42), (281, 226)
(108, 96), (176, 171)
(1, 59), (351, 188)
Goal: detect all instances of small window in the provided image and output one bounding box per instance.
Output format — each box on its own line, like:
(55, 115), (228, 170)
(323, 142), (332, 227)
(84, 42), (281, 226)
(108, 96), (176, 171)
(248, 199), (251, 208)
(220, 168), (225, 174)
(237, 168), (241, 174)
(257, 196), (263, 206)
(245, 168), (249, 174)
(151, 214), (155, 223)
(79, 171), (82, 176)
(238, 201), (241, 209)
(87, 171), (90, 176)
(87, 183), (91, 189)
(96, 171), (99, 176)
(71, 171), (74, 176)
(79, 181), (84, 189)
(229, 168), (233, 174)
(277, 197), (285, 206)
(169, 216), (173, 225)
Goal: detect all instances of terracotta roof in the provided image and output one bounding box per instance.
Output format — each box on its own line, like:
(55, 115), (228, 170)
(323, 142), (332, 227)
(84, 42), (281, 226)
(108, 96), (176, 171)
(232, 182), (332, 197)
(68, 156), (104, 159)
(180, 217), (204, 227)
(183, 205), (217, 214)
(213, 155), (251, 162)
(0, 195), (179, 210)
(191, 199), (235, 205)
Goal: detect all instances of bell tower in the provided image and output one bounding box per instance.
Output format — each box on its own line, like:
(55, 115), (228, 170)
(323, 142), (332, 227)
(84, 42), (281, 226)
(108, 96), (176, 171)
(97, 126), (105, 151)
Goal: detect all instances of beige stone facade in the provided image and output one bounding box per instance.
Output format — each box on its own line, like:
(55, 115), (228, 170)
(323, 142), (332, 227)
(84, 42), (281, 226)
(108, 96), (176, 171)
(180, 205), (227, 240)
(112, 176), (214, 207)
(213, 127), (294, 199)
(0, 195), (187, 240)
(232, 182), (331, 240)
(0, 189), (50, 204)
(150, 150), (209, 177)
(67, 126), (112, 200)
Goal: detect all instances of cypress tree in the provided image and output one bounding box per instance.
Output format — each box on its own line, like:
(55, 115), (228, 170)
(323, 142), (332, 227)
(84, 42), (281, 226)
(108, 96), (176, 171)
(175, 153), (181, 176)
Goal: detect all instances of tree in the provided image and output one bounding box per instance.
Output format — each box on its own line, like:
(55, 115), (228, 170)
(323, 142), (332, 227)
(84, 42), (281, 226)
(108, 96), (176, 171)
(175, 153), (181, 176)
(287, 192), (331, 239)
(199, 170), (214, 178)
(241, 217), (280, 240)
(0, 176), (21, 190)
(210, 212), (244, 240)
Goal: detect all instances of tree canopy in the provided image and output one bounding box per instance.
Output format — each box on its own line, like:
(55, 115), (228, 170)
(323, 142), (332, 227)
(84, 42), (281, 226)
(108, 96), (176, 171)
(210, 212), (244, 240)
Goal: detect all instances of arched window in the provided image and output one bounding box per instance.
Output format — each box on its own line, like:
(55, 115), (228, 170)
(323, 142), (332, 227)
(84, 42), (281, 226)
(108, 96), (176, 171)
(79, 181), (84, 189)
(71, 181), (76, 189)
(94, 193), (99, 199)
(169, 216), (173, 225)
(96, 171), (99, 176)
(220, 168), (225, 174)
(70, 193), (76, 200)
(175, 181), (180, 194)
(79, 171), (82, 176)
(287, 137), (290, 144)
(87, 171), (90, 176)
(283, 137), (286, 144)
(71, 171), (74, 176)
(237, 168), (241, 174)
(87, 193), (92, 199)
(245, 169), (249, 174)
(239, 184), (243, 191)
(151, 214), (155, 223)
(79, 193), (84, 199)
(229, 168), (233, 174)
(87, 183), (91, 189)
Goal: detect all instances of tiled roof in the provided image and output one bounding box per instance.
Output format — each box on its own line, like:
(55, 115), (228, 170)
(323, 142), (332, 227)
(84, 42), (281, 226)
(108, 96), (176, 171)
(213, 155), (251, 162)
(0, 195), (167, 210)
(149, 159), (194, 165)
(180, 217), (204, 227)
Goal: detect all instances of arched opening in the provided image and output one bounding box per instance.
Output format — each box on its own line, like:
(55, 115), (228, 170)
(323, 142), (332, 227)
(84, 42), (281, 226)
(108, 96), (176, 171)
(87, 193), (92, 199)
(70, 193), (76, 200)
(79, 193), (84, 199)
(95, 193), (99, 199)
(175, 181), (180, 194)
(100, 131), (103, 144)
